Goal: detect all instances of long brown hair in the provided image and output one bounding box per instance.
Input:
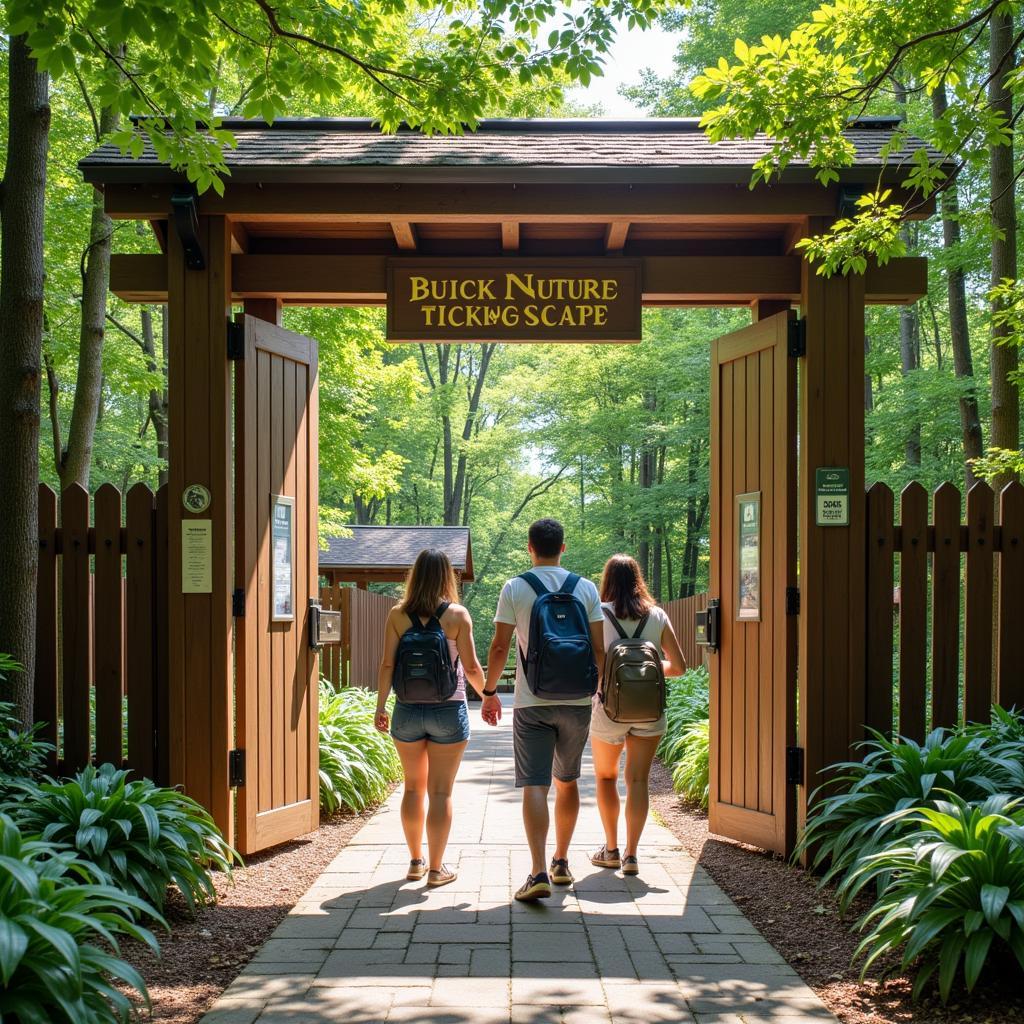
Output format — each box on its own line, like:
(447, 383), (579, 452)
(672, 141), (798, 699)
(399, 548), (460, 619)
(600, 554), (655, 620)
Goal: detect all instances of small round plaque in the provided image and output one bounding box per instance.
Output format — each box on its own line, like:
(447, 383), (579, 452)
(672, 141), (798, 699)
(182, 484), (212, 514)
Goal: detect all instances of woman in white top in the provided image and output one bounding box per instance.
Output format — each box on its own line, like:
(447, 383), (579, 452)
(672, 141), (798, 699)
(375, 549), (493, 888)
(590, 554), (686, 876)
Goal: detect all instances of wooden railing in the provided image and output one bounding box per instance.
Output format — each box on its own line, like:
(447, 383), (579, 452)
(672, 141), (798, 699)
(36, 482), (169, 780)
(663, 592), (709, 672)
(319, 585), (397, 689)
(865, 480), (1024, 740)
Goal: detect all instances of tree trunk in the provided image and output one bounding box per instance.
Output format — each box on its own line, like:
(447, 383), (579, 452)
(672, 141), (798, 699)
(141, 307), (170, 486)
(932, 86), (984, 488)
(0, 37), (49, 722)
(989, 12), (1019, 484)
(447, 344), (495, 525)
(864, 335), (873, 414)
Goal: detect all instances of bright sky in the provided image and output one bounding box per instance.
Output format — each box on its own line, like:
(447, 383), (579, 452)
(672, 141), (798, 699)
(568, 22), (685, 116)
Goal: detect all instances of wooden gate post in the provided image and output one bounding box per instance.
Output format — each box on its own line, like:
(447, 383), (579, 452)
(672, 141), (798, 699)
(167, 215), (234, 845)
(798, 249), (867, 840)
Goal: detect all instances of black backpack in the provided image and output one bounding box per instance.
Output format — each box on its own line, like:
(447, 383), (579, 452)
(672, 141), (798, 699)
(600, 608), (666, 723)
(392, 603), (460, 704)
(517, 572), (598, 701)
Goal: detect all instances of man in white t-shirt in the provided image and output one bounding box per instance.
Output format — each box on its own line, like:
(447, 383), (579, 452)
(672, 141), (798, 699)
(485, 518), (605, 902)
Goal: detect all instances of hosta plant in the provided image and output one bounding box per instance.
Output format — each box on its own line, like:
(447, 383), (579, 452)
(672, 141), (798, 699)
(657, 665), (710, 765)
(0, 700), (53, 799)
(841, 796), (1024, 1002)
(0, 813), (162, 1024)
(13, 764), (238, 912)
(795, 728), (997, 889)
(319, 683), (402, 814)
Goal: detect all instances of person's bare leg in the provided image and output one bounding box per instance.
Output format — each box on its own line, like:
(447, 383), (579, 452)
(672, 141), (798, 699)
(425, 739), (468, 871)
(623, 734), (660, 857)
(522, 785), (550, 876)
(591, 738), (624, 852)
(552, 777), (581, 861)
(394, 739), (429, 862)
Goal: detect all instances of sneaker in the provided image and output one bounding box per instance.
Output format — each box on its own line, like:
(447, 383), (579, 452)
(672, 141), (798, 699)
(549, 858), (574, 885)
(406, 859), (427, 881)
(590, 845), (621, 869)
(427, 864), (457, 888)
(621, 855), (639, 876)
(515, 872), (552, 902)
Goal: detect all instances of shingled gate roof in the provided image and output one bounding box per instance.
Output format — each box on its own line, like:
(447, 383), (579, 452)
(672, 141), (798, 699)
(319, 526), (474, 582)
(80, 117), (940, 186)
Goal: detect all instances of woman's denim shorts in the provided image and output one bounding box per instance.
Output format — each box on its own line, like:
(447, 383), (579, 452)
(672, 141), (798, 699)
(391, 700), (470, 745)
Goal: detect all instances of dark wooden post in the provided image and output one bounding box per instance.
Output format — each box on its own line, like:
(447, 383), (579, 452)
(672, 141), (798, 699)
(797, 251), (867, 838)
(244, 297), (283, 326)
(167, 216), (234, 844)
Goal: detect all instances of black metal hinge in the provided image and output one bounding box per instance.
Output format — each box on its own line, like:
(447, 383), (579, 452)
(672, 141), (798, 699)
(227, 319), (245, 360)
(232, 587), (245, 617)
(786, 746), (805, 786)
(786, 586), (800, 616)
(787, 318), (806, 358)
(229, 749), (246, 788)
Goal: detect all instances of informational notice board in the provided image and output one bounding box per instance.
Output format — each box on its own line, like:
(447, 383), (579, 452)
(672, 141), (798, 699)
(387, 258), (643, 343)
(736, 492), (761, 621)
(271, 495), (295, 621)
(815, 467), (850, 526)
(182, 520), (213, 594)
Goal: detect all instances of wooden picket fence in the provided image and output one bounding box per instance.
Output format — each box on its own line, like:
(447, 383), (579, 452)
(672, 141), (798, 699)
(865, 479), (1024, 741)
(663, 592), (710, 672)
(319, 584), (397, 689)
(36, 482), (169, 781)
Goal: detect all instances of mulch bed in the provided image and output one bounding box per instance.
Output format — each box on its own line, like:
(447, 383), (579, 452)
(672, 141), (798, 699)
(649, 759), (1024, 1024)
(123, 801), (385, 1023)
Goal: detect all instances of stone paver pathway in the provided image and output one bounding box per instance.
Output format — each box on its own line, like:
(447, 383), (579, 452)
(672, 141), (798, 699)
(204, 699), (837, 1024)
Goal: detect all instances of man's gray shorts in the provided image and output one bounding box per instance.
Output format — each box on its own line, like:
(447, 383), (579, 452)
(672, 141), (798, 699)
(513, 705), (592, 788)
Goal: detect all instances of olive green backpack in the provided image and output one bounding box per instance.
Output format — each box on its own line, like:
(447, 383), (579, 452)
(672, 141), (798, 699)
(599, 608), (666, 723)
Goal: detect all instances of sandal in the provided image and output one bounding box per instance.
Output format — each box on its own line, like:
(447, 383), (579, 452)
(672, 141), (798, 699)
(427, 864), (457, 888)
(622, 855), (639, 876)
(590, 845), (621, 869)
(406, 859), (427, 881)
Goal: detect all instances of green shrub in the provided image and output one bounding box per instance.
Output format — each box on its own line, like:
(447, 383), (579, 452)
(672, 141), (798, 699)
(795, 728), (997, 889)
(670, 718), (710, 809)
(319, 683), (402, 814)
(0, 813), (162, 1024)
(0, 701), (53, 798)
(657, 666), (710, 764)
(12, 764), (238, 913)
(970, 707), (1024, 799)
(841, 796), (1024, 1002)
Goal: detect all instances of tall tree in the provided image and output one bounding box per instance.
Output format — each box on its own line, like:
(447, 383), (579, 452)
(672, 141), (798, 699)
(0, 36), (49, 719)
(989, 8), (1019, 486)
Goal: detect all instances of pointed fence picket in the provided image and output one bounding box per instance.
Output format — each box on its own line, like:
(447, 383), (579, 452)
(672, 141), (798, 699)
(35, 482), (168, 779)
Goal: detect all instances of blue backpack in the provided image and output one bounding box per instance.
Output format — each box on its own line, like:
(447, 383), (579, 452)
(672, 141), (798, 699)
(392, 603), (460, 704)
(517, 572), (598, 700)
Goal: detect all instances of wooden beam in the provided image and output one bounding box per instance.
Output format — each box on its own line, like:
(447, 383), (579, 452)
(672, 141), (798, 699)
(501, 222), (520, 251)
(391, 221), (418, 250)
(229, 219), (251, 254)
(103, 181), (935, 223)
(604, 221), (630, 252)
(111, 253), (927, 307)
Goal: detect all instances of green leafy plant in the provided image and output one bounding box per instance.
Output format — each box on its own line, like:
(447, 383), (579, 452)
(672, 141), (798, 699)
(0, 701), (53, 799)
(319, 683), (402, 814)
(670, 718), (710, 809)
(841, 796), (1024, 1003)
(0, 813), (162, 1023)
(657, 666), (710, 762)
(795, 728), (997, 889)
(12, 764), (238, 912)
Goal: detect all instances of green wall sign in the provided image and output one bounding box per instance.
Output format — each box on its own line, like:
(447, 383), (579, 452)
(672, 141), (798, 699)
(815, 467), (850, 526)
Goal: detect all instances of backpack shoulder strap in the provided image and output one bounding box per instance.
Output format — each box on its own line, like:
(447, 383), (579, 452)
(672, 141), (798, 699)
(433, 602), (451, 622)
(633, 612), (652, 639)
(404, 608), (421, 629)
(518, 571), (548, 597)
(558, 572), (581, 595)
(603, 606), (628, 640)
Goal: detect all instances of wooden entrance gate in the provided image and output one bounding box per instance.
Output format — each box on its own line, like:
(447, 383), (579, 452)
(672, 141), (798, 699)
(234, 314), (320, 854)
(708, 310), (797, 855)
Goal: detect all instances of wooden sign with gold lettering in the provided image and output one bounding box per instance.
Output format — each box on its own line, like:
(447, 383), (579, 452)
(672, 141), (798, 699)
(387, 258), (643, 343)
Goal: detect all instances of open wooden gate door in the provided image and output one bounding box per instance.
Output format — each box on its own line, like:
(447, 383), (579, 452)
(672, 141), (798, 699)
(708, 310), (797, 856)
(234, 314), (320, 855)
